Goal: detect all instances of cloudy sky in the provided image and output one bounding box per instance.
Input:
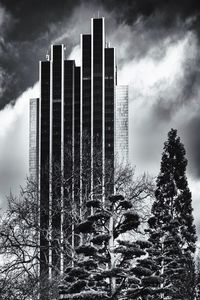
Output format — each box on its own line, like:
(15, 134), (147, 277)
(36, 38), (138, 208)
(0, 0), (200, 236)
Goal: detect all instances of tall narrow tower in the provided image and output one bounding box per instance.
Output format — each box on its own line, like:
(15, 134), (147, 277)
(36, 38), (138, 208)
(29, 16), (128, 296)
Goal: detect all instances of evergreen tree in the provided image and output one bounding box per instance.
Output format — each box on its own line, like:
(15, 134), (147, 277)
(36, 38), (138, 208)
(133, 129), (197, 299)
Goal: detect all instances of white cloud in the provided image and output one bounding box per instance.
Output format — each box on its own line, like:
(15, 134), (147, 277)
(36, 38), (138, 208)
(68, 44), (81, 66)
(116, 30), (199, 172)
(0, 5), (9, 28)
(0, 83), (39, 209)
(188, 178), (200, 238)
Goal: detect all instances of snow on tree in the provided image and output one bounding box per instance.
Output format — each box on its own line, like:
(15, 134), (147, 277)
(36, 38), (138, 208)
(59, 194), (144, 300)
(59, 166), (153, 300)
(131, 128), (197, 300)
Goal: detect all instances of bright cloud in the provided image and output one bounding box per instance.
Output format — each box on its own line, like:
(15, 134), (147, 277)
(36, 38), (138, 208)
(0, 83), (39, 209)
(116, 30), (199, 171)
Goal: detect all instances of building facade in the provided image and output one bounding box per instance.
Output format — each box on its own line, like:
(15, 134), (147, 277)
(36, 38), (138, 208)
(29, 16), (128, 291)
(115, 85), (129, 164)
(29, 98), (39, 182)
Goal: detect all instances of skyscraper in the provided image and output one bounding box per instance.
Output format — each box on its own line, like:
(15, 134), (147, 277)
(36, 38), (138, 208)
(29, 16), (128, 292)
(29, 98), (39, 182)
(115, 85), (129, 164)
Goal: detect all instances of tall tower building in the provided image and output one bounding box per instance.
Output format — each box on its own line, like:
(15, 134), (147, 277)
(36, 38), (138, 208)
(115, 85), (129, 164)
(29, 98), (39, 182)
(29, 17), (128, 292)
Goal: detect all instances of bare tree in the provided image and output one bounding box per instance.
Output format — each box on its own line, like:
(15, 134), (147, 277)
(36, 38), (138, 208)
(0, 155), (154, 299)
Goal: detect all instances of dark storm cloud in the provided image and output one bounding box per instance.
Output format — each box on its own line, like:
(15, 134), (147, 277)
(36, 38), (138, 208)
(1, 0), (200, 109)
(105, 0), (200, 26)
(0, 0), (83, 108)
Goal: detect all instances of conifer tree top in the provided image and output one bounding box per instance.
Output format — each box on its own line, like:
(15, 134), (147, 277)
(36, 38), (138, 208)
(153, 128), (197, 250)
(135, 128), (197, 300)
(159, 128), (187, 184)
